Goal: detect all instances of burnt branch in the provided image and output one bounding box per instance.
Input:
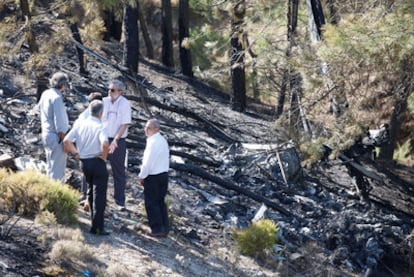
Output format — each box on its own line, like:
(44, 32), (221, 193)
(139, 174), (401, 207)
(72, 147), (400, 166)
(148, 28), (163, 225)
(171, 162), (294, 218)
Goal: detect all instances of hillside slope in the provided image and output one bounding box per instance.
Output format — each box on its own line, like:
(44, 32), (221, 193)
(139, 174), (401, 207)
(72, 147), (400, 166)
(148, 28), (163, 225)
(1, 19), (414, 277)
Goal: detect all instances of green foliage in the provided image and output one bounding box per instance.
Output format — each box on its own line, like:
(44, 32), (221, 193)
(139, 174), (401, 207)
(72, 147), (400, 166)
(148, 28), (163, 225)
(189, 0), (221, 21)
(189, 0), (214, 11)
(232, 219), (278, 256)
(299, 139), (326, 168)
(0, 169), (79, 225)
(393, 139), (413, 165)
(189, 25), (228, 71)
(291, 2), (414, 161)
(408, 92), (414, 113)
(41, 182), (79, 224)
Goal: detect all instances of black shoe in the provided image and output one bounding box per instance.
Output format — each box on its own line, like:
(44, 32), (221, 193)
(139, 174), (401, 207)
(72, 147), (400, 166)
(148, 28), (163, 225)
(148, 232), (167, 238)
(90, 229), (110, 236)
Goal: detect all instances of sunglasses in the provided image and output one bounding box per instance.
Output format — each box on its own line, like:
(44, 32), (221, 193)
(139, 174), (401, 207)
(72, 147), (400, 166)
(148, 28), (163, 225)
(109, 88), (119, 93)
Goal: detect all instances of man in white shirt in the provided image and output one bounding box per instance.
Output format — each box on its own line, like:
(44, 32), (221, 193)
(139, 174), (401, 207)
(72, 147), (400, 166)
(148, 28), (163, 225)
(73, 92), (103, 203)
(38, 72), (70, 183)
(138, 118), (170, 238)
(74, 92), (103, 127)
(102, 79), (132, 210)
(63, 100), (110, 235)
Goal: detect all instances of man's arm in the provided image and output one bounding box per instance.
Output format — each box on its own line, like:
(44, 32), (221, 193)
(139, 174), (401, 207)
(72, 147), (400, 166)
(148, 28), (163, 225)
(109, 124), (129, 154)
(63, 140), (79, 160)
(98, 141), (109, 161)
(54, 97), (69, 141)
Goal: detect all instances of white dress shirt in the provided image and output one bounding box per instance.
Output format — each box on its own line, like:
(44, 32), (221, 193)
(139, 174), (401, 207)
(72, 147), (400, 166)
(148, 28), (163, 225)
(101, 95), (131, 138)
(138, 132), (170, 179)
(64, 116), (108, 159)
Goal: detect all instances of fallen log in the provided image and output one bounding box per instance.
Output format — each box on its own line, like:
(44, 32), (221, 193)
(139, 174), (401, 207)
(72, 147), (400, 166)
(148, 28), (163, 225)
(72, 39), (237, 144)
(0, 154), (18, 171)
(171, 162), (294, 217)
(126, 141), (221, 168)
(323, 144), (382, 182)
(337, 153), (383, 182)
(127, 95), (236, 144)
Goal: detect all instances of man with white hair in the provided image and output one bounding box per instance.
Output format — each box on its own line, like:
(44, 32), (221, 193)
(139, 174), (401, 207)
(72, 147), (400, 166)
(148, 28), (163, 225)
(102, 79), (132, 211)
(38, 71), (70, 183)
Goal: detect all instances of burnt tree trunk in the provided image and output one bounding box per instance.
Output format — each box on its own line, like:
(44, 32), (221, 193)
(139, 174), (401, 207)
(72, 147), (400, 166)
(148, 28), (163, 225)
(230, 0), (246, 112)
(276, 0), (298, 118)
(379, 70), (413, 160)
(138, 6), (154, 59)
(20, 0), (30, 20)
(20, 0), (46, 102)
(161, 0), (174, 67)
(309, 0), (325, 40)
(70, 23), (88, 75)
(103, 10), (122, 41)
(122, 3), (139, 73)
(178, 0), (193, 77)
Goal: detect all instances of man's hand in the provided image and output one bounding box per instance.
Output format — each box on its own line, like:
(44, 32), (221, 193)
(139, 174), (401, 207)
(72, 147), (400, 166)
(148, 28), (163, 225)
(97, 154), (106, 161)
(109, 140), (118, 154)
(139, 179), (144, 186)
(73, 152), (80, 161)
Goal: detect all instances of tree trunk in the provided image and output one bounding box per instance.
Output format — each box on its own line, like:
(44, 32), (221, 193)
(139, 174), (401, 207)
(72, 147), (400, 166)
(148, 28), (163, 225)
(19, 0), (30, 20)
(276, 69), (288, 118)
(326, 0), (339, 24)
(161, 0), (174, 67)
(36, 72), (48, 102)
(20, 0), (45, 102)
(178, 0), (193, 77)
(379, 72), (413, 160)
(306, 0), (325, 42)
(230, 0), (246, 112)
(276, 0), (298, 118)
(309, 0), (325, 40)
(103, 10), (122, 41)
(70, 23), (88, 75)
(122, 3), (139, 73)
(138, 6), (154, 59)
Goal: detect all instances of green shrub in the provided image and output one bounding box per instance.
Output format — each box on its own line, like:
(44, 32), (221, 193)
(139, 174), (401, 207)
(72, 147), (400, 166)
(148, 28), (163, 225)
(0, 169), (79, 225)
(394, 139), (413, 165)
(299, 139), (326, 168)
(232, 219), (278, 256)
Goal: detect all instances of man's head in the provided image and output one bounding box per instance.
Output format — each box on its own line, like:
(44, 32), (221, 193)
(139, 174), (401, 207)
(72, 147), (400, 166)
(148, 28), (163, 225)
(50, 72), (69, 90)
(144, 118), (160, 137)
(89, 100), (104, 118)
(88, 92), (103, 103)
(108, 80), (125, 102)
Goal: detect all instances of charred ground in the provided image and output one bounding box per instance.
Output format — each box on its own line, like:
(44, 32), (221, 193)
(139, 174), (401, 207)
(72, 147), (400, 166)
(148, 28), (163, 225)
(0, 30), (414, 277)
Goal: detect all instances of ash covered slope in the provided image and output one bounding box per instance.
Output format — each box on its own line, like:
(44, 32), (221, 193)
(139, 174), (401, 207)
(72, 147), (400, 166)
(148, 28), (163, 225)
(1, 36), (414, 276)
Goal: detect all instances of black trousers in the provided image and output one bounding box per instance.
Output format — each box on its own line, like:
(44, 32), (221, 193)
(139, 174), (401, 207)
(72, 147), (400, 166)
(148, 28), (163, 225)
(144, 172), (169, 234)
(108, 138), (126, 206)
(81, 157), (108, 233)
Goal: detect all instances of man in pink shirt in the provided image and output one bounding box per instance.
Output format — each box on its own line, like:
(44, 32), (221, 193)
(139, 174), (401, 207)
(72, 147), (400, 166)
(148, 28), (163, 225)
(102, 79), (132, 211)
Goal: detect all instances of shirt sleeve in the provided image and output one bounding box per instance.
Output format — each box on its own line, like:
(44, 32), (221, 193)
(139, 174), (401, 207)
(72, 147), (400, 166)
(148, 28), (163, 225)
(99, 125), (109, 144)
(64, 127), (78, 142)
(138, 146), (150, 179)
(53, 96), (69, 133)
(120, 98), (132, 125)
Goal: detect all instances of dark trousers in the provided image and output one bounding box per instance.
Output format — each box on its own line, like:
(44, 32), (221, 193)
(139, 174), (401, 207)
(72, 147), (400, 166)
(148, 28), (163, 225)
(144, 172), (169, 234)
(108, 138), (126, 206)
(82, 157), (108, 233)
(79, 161), (87, 196)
